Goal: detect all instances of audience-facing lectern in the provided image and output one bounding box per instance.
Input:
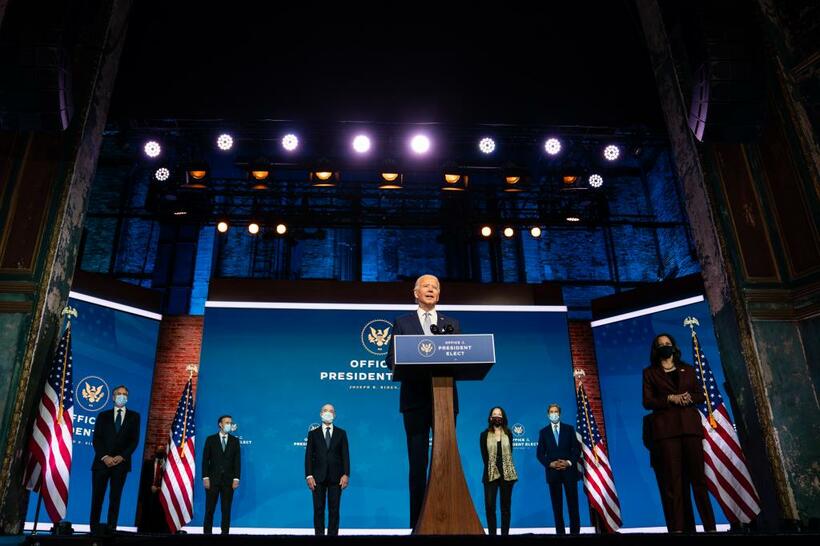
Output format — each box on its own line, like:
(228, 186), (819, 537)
(393, 333), (495, 535)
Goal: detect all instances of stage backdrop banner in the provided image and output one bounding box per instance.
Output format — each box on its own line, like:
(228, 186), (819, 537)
(191, 303), (584, 532)
(25, 293), (161, 531)
(591, 296), (731, 530)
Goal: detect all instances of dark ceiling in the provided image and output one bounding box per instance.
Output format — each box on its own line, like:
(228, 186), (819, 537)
(109, 1), (665, 129)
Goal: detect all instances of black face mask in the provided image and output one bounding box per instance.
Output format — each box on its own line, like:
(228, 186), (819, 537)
(656, 345), (675, 360)
(490, 417), (503, 427)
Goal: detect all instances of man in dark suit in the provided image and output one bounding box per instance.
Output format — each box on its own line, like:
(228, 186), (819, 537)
(385, 274), (460, 529)
(304, 403), (350, 535)
(90, 385), (141, 535)
(136, 444), (169, 533)
(536, 403), (581, 535)
(202, 415), (241, 535)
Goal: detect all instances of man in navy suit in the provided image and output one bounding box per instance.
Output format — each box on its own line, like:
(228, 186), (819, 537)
(385, 274), (460, 529)
(536, 403), (581, 535)
(90, 385), (141, 535)
(305, 404), (350, 535)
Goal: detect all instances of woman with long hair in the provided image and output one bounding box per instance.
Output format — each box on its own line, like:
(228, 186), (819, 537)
(642, 333), (716, 533)
(479, 406), (518, 535)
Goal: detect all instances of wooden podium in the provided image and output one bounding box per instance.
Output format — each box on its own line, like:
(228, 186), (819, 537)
(392, 334), (495, 535)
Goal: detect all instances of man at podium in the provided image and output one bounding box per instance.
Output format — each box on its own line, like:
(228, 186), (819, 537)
(386, 274), (461, 528)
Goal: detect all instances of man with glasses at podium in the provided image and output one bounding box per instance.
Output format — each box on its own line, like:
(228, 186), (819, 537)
(386, 274), (461, 529)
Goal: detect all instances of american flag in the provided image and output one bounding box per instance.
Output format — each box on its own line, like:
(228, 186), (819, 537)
(575, 383), (622, 532)
(24, 323), (74, 523)
(688, 322), (761, 523)
(159, 378), (196, 532)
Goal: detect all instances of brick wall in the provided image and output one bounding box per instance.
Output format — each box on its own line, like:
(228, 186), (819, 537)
(143, 315), (204, 460)
(567, 319), (608, 446)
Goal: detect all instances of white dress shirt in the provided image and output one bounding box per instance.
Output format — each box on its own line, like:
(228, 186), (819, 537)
(416, 307), (438, 332)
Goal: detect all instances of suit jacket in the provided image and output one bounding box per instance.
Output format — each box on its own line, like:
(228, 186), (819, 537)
(304, 425), (350, 484)
(642, 364), (705, 440)
(536, 422), (580, 484)
(385, 311), (461, 414)
(202, 433), (241, 486)
(91, 408), (140, 472)
(479, 429), (515, 484)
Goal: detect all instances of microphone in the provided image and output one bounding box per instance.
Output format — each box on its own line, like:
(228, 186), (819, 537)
(429, 324), (454, 335)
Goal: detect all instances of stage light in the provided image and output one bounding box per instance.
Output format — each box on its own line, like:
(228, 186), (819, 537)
(566, 216), (581, 223)
(589, 174), (604, 188)
(282, 134), (299, 151)
(154, 167), (170, 181)
(248, 223), (260, 235)
(251, 169), (269, 180)
(505, 176), (520, 185)
(530, 226), (542, 238)
(217, 133), (234, 151)
(562, 175), (578, 184)
(183, 163), (209, 188)
(275, 223), (287, 235)
(189, 170), (207, 180)
(310, 160), (338, 187)
(410, 134), (431, 155)
(173, 211), (187, 216)
(604, 144), (620, 161)
(442, 167), (468, 191)
(217, 221), (229, 233)
(144, 141), (161, 158)
(503, 227), (514, 238)
(481, 226), (492, 237)
(379, 177), (403, 189)
(479, 137), (496, 154)
(315, 171), (333, 181)
(544, 138), (561, 155)
(352, 135), (371, 154)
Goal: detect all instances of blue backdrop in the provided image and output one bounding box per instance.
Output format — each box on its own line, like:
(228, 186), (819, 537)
(25, 297), (160, 530)
(192, 305), (585, 531)
(591, 299), (731, 529)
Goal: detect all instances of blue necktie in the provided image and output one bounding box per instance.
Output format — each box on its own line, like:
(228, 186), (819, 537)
(325, 427), (331, 449)
(115, 409), (122, 433)
(221, 435), (226, 451)
(553, 424), (559, 444)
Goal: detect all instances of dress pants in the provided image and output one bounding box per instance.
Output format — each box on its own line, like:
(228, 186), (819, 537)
(403, 408), (432, 529)
(651, 450), (696, 532)
(203, 482), (234, 534)
(657, 435), (716, 532)
(312, 481), (342, 535)
(548, 479), (580, 535)
(484, 480), (514, 535)
(90, 465), (128, 533)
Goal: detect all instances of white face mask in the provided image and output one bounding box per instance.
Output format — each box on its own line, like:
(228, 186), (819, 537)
(548, 412), (560, 424)
(321, 411), (334, 424)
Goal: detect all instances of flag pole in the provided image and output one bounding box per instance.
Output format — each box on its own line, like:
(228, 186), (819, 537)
(684, 317), (717, 429)
(31, 491), (43, 535)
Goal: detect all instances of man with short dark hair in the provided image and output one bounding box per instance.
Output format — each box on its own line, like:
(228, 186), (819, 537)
(202, 415), (241, 534)
(536, 403), (581, 535)
(90, 385), (140, 535)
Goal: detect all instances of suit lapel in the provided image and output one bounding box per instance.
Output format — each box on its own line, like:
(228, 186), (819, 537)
(407, 313), (424, 335)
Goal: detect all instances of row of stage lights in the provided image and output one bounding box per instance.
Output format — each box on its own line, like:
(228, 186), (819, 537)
(215, 222), (573, 237)
(143, 133), (623, 160)
(157, 164), (606, 191)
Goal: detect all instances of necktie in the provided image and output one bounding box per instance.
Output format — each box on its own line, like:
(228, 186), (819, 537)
(422, 312), (432, 335)
(325, 426), (331, 449)
(221, 435), (226, 451)
(115, 409), (122, 433)
(553, 424), (559, 444)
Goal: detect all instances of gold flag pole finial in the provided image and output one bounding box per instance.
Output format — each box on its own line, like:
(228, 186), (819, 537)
(684, 316), (717, 429)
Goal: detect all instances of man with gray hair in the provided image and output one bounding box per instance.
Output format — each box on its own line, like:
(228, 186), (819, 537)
(385, 274), (461, 529)
(305, 403), (349, 535)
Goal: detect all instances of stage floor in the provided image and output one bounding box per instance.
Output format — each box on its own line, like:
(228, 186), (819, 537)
(16, 531), (820, 546)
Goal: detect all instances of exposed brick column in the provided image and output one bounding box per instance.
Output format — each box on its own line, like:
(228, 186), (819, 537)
(143, 316), (204, 460)
(568, 320), (607, 446)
